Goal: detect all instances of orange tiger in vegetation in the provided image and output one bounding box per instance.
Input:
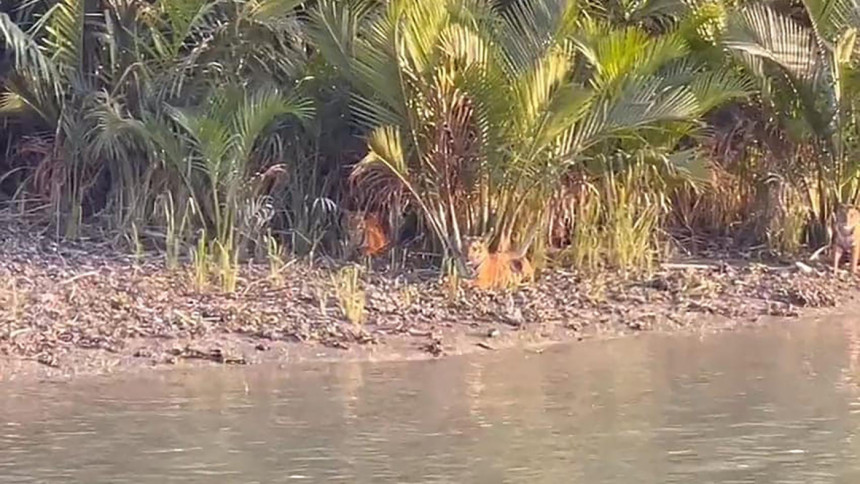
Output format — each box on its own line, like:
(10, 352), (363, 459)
(345, 211), (389, 257)
(464, 237), (535, 290)
(831, 203), (860, 274)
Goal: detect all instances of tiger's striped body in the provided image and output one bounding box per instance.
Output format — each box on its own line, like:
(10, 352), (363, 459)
(831, 204), (860, 274)
(464, 237), (535, 290)
(346, 212), (389, 257)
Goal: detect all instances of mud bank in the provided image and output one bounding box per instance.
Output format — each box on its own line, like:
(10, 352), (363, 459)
(1, 222), (858, 382)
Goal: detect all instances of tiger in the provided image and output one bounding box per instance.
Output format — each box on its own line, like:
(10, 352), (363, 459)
(463, 237), (535, 290)
(830, 203), (860, 274)
(345, 211), (389, 258)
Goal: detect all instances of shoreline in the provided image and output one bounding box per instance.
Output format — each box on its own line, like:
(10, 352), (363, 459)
(3, 301), (857, 384)
(2, 225), (859, 382)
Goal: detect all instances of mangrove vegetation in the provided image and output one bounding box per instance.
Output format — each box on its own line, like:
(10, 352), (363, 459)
(1, 0), (860, 288)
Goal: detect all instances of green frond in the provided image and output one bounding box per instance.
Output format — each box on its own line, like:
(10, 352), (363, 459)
(724, 4), (820, 84)
(234, 88), (315, 163)
(312, 0), (408, 129)
(156, 0), (224, 58)
(401, 0), (450, 74)
(686, 67), (754, 114)
(0, 12), (60, 92)
(569, 76), (699, 158)
(309, 0), (363, 73)
(167, 84), (313, 186)
(363, 125), (409, 178)
(579, 22), (689, 88)
(657, 59), (753, 113)
(532, 84), (595, 153)
(624, 0), (690, 31)
(439, 23), (491, 68)
(497, 0), (581, 74)
(514, 46), (572, 125)
(244, 0), (305, 23)
(84, 92), (148, 164)
(662, 148), (711, 185)
(172, 107), (233, 180)
(802, 0), (858, 44)
(350, 125), (413, 207)
(43, 0), (86, 71)
(1, 74), (61, 125)
(141, 113), (192, 178)
(0, 92), (29, 115)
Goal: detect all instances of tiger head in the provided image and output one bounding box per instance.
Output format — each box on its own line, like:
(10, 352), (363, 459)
(344, 210), (388, 256)
(463, 237), (490, 267)
(833, 203), (860, 238)
(344, 210), (365, 233)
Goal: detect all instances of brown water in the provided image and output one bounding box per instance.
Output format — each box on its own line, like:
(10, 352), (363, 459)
(4, 316), (860, 483)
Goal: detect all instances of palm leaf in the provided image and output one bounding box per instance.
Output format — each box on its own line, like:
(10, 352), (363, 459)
(496, 0), (580, 75)
(724, 4), (820, 84)
(0, 74), (61, 124)
(233, 88), (315, 164)
(802, 0), (859, 44)
(311, 0), (408, 129)
(723, 3), (834, 139)
(0, 12), (60, 95)
(244, 0), (306, 23)
(42, 0), (86, 71)
(567, 75), (699, 159)
(84, 91), (147, 163)
(578, 21), (688, 88)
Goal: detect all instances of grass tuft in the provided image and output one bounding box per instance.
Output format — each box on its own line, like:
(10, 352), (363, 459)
(332, 265), (366, 327)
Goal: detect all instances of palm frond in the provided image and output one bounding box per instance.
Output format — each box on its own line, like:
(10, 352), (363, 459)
(497, 0), (580, 75)
(350, 125), (411, 208)
(401, 0), (449, 74)
(439, 22), (491, 68)
(802, 0), (859, 44)
(0, 74), (60, 124)
(578, 21), (688, 88)
(0, 12), (60, 91)
(84, 91), (147, 163)
(625, 0), (690, 31)
(244, 0), (305, 23)
(686, 67), (754, 114)
(43, 0), (86, 71)
(155, 0), (224, 59)
(234, 88), (315, 163)
(568, 75), (699, 158)
(311, 0), (408, 129)
(657, 58), (753, 113)
(724, 4), (820, 84)
(167, 101), (231, 181)
(308, 0), (363, 72)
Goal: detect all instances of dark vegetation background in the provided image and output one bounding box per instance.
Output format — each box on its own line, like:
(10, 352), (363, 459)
(1, 0), (858, 283)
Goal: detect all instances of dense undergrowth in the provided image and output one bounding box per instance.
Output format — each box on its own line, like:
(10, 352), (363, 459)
(2, 0), (860, 292)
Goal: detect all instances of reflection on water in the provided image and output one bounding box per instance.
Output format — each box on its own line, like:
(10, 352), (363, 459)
(4, 316), (860, 482)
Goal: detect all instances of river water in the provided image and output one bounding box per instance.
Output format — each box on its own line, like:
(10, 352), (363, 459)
(4, 315), (860, 483)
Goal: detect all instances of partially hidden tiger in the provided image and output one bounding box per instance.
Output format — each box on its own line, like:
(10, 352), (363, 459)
(345, 211), (389, 258)
(463, 236), (535, 290)
(831, 203), (860, 274)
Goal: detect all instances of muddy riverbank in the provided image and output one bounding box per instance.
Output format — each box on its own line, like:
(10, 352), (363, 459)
(1, 220), (859, 381)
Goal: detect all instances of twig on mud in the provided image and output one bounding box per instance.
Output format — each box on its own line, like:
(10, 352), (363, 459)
(809, 244), (829, 261)
(239, 259), (298, 296)
(60, 271), (99, 285)
(9, 328), (33, 339)
(794, 261), (815, 274)
(661, 263), (716, 270)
